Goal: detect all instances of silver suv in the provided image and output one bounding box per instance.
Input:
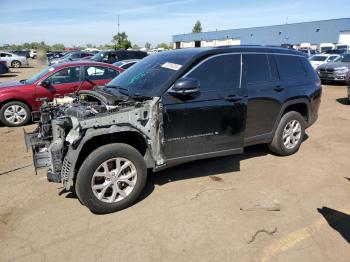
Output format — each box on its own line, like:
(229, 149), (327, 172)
(0, 51), (29, 68)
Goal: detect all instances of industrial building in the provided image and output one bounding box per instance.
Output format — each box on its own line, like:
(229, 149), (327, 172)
(172, 18), (350, 51)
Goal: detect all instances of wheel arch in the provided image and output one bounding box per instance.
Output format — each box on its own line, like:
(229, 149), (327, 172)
(64, 129), (155, 190)
(273, 98), (311, 135)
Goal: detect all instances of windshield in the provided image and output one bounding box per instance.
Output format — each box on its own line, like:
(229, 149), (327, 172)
(334, 54), (350, 62)
(91, 51), (106, 62)
(113, 61), (124, 67)
(26, 67), (54, 84)
(106, 52), (191, 97)
(309, 56), (327, 62)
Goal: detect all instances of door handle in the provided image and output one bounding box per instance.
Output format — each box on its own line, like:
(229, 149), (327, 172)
(273, 86), (285, 92)
(224, 95), (243, 102)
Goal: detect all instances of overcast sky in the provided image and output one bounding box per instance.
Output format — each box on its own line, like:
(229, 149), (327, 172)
(0, 0), (349, 47)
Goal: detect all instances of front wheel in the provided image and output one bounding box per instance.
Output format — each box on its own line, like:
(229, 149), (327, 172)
(268, 111), (306, 156)
(75, 143), (147, 214)
(0, 101), (31, 127)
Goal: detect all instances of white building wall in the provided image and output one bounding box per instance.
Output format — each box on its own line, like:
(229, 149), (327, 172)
(181, 41), (195, 48)
(339, 31), (350, 45)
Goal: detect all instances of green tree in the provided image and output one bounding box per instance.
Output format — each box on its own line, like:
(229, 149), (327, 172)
(156, 43), (171, 49)
(112, 32), (132, 50)
(145, 42), (151, 49)
(51, 43), (65, 51)
(192, 20), (202, 33)
(132, 44), (140, 50)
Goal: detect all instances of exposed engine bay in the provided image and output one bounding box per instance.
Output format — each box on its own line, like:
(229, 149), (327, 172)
(24, 88), (164, 190)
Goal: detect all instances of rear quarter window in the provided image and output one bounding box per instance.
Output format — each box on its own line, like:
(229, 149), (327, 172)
(275, 55), (306, 79)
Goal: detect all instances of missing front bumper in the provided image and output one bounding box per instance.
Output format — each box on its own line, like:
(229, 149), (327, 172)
(23, 128), (51, 175)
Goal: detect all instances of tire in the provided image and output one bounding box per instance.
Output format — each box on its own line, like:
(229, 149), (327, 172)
(0, 101), (31, 127)
(268, 111), (306, 156)
(75, 143), (147, 214)
(11, 60), (21, 68)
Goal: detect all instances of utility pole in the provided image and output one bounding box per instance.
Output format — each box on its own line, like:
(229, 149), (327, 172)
(118, 15), (120, 35)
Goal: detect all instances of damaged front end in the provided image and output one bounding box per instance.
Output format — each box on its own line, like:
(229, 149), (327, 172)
(24, 92), (165, 190)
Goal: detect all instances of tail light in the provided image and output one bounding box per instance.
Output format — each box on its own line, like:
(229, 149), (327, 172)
(0, 60), (6, 65)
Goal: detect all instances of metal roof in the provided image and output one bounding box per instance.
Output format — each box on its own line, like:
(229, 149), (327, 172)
(173, 18), (350, 45)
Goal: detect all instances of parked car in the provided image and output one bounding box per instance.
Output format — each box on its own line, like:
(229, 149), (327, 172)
(308, 54), (340, 69)
(0, 61), (123, 126)
(24, 46), (321, 214)
(0, 60), (9, 75)
(0, 51), (29, 68)
(298, 49), (319, 57)
(30, 50), (37, 59)
(113, 59), (140, 70)
(90, 50), (147, 64)
(316, 53), (350, 84)
(48, 51), (93, 66)
(47, 51), (64, 60)
(11, 50), (30, 59)
(324, 49), (347, 54)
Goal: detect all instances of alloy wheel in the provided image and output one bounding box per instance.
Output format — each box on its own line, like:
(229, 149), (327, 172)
(4, 105), (27, 125)
(91, 157), (137, 203)
(282, 120), (302, 149)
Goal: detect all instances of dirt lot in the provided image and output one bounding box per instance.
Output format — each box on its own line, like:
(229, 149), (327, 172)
(0, 60), (350, 262)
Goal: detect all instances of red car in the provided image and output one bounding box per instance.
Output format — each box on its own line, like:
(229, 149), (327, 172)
(0, 61), (124, 127)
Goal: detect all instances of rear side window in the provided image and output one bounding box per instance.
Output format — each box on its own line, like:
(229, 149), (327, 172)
(243, 54), (271, 83)
(275, 55), (306, 79)
(186, 54), (241, 92)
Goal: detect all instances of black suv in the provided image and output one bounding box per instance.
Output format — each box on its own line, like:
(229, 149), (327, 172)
(90, 50), (147, 64)
(25, 46), (321, 214)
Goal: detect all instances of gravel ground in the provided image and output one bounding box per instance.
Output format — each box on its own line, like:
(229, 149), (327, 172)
(0, 60), (350, 262)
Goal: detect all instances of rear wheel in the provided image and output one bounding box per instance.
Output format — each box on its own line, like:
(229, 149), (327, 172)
(75, 143), (147, 214)
(0, 101), (31, 127)
(268, 111), (306, 156)
(11, 60), (21, 68)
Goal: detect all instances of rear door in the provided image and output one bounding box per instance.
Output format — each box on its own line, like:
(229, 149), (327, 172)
(81, 65), (121, 89)
(162, 54), (247, 161)
(243, 53), (283, 139)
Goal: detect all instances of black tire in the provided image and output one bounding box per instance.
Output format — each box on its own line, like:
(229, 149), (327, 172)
(11, 60), (21, 68)
(268, 111), (306, 156)
(75, 143), (147, 214)
(0, 101), (31, 127)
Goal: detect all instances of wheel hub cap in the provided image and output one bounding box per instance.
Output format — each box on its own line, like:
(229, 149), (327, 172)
(91, 158), (137, 203)
(4, 105), (27, 124)
(283, 120), (302, 149)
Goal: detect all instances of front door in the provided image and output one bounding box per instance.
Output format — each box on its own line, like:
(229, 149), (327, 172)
(35, 66), (81, 104)
(162, 54), (247, 161)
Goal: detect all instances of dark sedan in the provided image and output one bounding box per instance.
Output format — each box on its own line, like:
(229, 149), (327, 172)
(316, 53), (350, 84)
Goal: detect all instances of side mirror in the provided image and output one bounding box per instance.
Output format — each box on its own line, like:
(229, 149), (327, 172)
(168, 78), (200, 96)
(40, 79), (51, 88)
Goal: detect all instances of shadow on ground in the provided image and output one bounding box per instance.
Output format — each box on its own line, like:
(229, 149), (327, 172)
(336, 98), (350, 105)
(317, 206), (350, 244)
(138, 144), (269, 202)
(0, 74), (18, 78)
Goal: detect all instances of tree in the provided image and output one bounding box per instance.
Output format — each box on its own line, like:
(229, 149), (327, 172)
(145, 42), (151, 49)
(192, 20), (202, 33)
(156, 43), (171, 49)
(132, 44), (140, 50)
(51, 43), (65, 51)
(112, 32), (132, 50)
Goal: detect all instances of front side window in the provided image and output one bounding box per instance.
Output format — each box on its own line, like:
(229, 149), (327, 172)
(275, 55), (306, 79)
(186, 54), (241, 92)
(46, 66), (81, 84)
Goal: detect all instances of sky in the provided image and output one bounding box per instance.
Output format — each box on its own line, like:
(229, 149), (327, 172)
(0, 0), (349, 47)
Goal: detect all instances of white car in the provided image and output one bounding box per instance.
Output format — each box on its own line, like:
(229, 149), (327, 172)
(308, 54), (340, 69)
(0, 51), (29, 68)
(29, 50), (37, 59)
